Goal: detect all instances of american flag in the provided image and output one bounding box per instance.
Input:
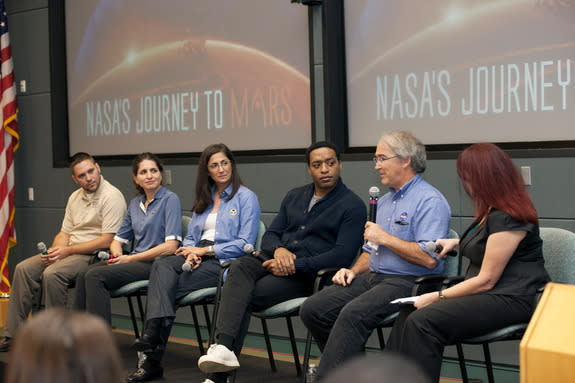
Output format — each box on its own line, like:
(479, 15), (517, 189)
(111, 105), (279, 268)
(0, 0), (19, 295)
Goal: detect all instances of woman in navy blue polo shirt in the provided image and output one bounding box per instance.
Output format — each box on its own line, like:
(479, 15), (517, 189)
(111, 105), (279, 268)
(74, 152), (182, 324)
(126, 143), (261, 383)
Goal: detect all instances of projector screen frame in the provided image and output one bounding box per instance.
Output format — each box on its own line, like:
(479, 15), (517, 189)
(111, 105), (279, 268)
(48, 0), (318, 167)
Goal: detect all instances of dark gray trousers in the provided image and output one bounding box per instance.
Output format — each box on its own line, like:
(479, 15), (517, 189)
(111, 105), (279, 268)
(387, 293), (535, 382)
(299, 272), (415, 380)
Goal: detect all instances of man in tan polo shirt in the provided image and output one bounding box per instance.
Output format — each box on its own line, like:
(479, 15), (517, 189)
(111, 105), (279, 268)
(0, 152), (127, 351)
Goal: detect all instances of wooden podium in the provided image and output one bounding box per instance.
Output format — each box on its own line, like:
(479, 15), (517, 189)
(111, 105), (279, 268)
(0, 297), (8, 328)
(520, 282), (575, 382)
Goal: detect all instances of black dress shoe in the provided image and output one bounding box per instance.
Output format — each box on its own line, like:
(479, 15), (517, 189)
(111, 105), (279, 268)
(0, 337), (11, 352)
(126, 365), (163, 382)
(131, 335), (159, 352)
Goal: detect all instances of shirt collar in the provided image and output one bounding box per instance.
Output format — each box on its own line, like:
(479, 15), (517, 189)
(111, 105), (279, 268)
(389, 174), (421, 199)
(212, 183), (233, 199)
(139, 185), (168, 203)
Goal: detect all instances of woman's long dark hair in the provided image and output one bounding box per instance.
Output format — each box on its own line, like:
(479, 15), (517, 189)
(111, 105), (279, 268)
(192, 143), (242, 214)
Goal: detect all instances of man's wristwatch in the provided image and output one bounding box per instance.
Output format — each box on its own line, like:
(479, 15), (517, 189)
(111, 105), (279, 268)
(438, 290), (445, 300)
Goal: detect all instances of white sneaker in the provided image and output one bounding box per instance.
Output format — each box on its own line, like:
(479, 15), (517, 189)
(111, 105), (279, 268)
(201, 380), (215, 383)
(198, 344), (240, 373)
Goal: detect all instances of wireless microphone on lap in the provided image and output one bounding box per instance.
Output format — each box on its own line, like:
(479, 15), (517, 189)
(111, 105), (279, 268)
(97, 250), (118, 260)
(243, 243), (271, 263)
(37, 242), (48, 255)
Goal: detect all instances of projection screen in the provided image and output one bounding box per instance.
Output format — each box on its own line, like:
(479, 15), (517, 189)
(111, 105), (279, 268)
(344, 0), (575, 148)
(64, 0), (312, 156)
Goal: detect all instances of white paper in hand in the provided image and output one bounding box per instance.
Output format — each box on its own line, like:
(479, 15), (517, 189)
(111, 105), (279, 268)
(390, 296), (419, 305)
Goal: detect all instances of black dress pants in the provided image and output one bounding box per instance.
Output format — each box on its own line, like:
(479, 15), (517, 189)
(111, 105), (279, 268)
(387, 293), (535, 382)
(214, 255), (314, 354)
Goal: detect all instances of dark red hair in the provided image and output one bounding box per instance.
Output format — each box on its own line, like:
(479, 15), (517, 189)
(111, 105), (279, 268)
(456, 143), (538, 224)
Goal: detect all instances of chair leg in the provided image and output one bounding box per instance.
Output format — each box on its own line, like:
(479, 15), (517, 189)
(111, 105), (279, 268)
(136, 294), (146, 328)
(376, 327), (386, 350)
(456, 343), (469, 383)
(286, 316), (302, 376)
(260, 318), (277, 372)
(302, 331), (313, 383)
(202, 303), (212, 337)
(190, 305), (205, 355)
(209, 266), (227, 346)
(482, 343), (495, 383)
(126, 296), (140, 339)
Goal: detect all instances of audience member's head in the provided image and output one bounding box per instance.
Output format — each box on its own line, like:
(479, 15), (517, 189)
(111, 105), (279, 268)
(322, 352), (431, 383)
(5, 308), (123, 383)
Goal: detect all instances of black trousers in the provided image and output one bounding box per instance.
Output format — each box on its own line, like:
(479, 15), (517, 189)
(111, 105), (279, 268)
(387, 293), (535, 382)
(214, 255), (314, 354)
(144, 255), (221, 362)
(299, 272), (415, 380)
(74, 260), (153, 323)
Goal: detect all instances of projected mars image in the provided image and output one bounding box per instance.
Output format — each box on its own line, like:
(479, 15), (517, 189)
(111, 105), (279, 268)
(66, 0), (311, 155)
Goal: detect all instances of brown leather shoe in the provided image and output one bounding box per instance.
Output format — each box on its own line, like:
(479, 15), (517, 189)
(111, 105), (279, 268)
(0, 337), (11, 352)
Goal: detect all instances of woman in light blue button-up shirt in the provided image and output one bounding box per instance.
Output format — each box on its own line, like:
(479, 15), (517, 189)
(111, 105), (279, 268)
(74, 152), (182, 326)
(126, 144), (260, 383)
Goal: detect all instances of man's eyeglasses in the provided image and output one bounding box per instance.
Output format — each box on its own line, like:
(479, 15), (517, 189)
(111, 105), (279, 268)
(310, 158), (338, 169)
(208, 160), (231, 170)
(372, 155), (399, 165)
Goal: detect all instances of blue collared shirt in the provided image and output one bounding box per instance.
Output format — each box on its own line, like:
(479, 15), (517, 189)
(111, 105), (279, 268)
(366, 174), (451, 276)
(183, 184), (260, 263)
(115, 186), (182, 254)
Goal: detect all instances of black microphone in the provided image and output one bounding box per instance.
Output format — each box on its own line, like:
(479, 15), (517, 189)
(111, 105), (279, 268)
(368, 186), (380, 222)
(243, 243), (270, 263)
(365, 187), (381, 251)
(424, 242), (458, 257)
(37, 242), (48, 255)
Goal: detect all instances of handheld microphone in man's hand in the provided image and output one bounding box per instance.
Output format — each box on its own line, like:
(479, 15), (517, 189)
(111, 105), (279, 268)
(97, 250), (118, 261)
(37, 242), (48, 255)
(366, 186), (381, 251)
(424, 242), (458, 257)
(368, 186), (381, 222)
(243, 243), (270, 263)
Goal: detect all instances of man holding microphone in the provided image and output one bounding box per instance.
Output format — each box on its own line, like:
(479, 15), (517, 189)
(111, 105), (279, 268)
(300, 131), (451, 381)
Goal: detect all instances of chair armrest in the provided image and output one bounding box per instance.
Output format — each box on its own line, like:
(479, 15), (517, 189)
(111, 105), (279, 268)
(411, 274), (448, 295)
(313, 267), (340, 293)
(442, 276), (465, 288)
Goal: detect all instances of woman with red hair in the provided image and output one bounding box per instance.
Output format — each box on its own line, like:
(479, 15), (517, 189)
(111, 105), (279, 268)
(387, 143), (550, 382)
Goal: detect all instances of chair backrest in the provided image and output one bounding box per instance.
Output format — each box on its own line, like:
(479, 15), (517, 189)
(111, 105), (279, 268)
(182, 215), (192, 238)
(540, 227), (575, 285)
(443, 228), (461, 277)
(255, 220), (266, 250)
